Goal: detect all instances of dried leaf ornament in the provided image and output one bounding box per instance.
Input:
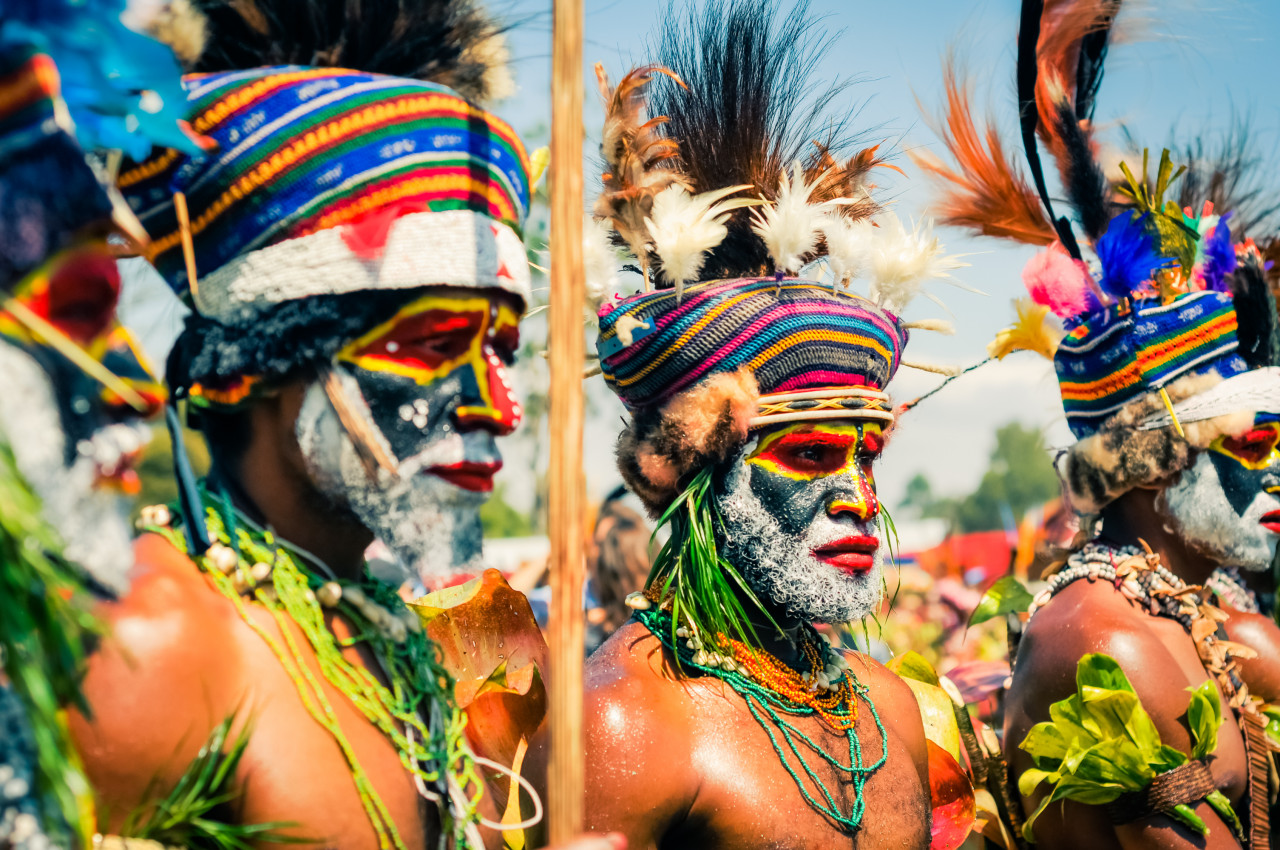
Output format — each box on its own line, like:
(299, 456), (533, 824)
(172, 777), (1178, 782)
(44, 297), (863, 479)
(592, 63), (690, 286)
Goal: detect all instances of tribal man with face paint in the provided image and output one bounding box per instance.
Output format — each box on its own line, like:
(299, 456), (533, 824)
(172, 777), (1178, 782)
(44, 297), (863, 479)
(57, 3), (623, 849)
(918, 1), (1280, 845)
(573, 2), (977, 847)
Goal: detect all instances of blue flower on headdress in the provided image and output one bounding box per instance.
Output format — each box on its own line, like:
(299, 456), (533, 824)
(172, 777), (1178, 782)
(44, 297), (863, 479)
(1199, 211), (1236, 293)
(1093, 211), (1175, 300)
(0, 0), (201, 160)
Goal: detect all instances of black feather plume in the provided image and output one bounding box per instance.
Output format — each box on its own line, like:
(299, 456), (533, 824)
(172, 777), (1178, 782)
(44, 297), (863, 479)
(1231, 252), (1280, 370)
(1072, 0), (1120, 122)
(1053, 97), (1111, 242)
(645, 0), (867, 281)
(1170, 117), (1280, 239)
(190, 0), (511, 102)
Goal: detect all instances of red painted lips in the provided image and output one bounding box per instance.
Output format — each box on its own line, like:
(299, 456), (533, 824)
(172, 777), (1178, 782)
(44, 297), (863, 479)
(1260, 510), (1280, 535)
(813, 535), (879, 575)
(427, 460), (502, 492)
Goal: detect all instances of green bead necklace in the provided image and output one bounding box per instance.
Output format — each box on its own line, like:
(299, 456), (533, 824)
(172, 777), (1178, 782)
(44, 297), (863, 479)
(636, 606), (887, 833)
(141, 485), (483, 850)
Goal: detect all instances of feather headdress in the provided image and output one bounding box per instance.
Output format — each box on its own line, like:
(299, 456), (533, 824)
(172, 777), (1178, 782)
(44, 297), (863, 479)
(635, 0), (893, 281)
(911, 60), (1057, 246)
(190, 0), (514, 101)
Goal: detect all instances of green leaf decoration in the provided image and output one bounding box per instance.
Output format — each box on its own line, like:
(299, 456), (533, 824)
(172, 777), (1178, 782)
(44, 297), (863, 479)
(1263, 705), (1280, 748)
(0, 437), (100, 845)
(886, 650), (940, 686)
(967, 576), (1034, 628)
(122, 715), (305, 849)
(1185, 680), (1222, 762)
(646, 467), (783, 663)
(1017, 654), (1235, 843)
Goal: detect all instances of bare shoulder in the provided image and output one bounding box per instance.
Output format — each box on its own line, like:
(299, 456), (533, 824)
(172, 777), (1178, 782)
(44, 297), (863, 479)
(840, 650), (929, 781)
(582, 621), (699, 842)
(1222, 606), (1280, 702)
(70, 533), (245, 827)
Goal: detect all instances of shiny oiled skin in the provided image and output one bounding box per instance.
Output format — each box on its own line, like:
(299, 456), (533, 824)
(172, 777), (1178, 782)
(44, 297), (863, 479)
(69, 533), (444, 849)
(1005, 579), (1251, 850)
(1219, 601), (1280, 703)
(582, 621), (932, 850)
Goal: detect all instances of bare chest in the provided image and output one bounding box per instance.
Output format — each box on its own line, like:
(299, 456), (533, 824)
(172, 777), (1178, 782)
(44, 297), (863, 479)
(669, 682), (930, 850)
(230, 607), (434, 849)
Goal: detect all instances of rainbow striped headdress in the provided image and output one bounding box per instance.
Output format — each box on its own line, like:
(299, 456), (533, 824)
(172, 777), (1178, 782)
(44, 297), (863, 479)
(1056, 289), (1248, 438)
(119, 65), (532, 324)
(598, 278), (907, 430)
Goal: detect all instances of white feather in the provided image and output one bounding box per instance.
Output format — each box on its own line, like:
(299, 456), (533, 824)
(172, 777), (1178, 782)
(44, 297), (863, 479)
(646, 184), (758, 299)
(750, 162), (846, 275)
(584, 215), (621, 317)
(821, 215), (876, 288)
(865, 212), (973, 313)
(901, 318), (956, 334)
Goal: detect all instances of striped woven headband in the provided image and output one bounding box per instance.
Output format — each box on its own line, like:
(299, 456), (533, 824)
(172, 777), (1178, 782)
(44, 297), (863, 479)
(119, 66), (532, 323)
(750, 387), (894, 428)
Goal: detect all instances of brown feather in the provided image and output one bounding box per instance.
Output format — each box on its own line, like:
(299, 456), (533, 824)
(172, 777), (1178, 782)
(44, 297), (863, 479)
(801, 142), (898, 223)
(593, 63), (691, 271)
(914, 61), (1057, 245)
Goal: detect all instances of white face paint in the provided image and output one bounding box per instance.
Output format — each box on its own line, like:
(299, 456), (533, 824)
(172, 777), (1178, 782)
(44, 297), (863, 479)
(713, 455), (885, 625)
(1157, 449), (1280, 572)
(0, 341), (142, 595)
(294, 368), (491, 586)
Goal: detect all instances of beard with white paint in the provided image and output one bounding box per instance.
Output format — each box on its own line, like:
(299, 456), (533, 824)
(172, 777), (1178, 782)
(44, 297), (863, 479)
(1156, 449), (1280, 572)
(294, 369), (489, 585)
(0, 341), (144, 595)
(713, 458), (884, 625)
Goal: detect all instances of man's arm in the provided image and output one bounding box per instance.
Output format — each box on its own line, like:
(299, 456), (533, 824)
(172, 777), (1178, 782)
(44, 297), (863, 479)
(1005, 583), (1246, 850)
(579, 642), (697, 850)
(68, 534), (241, 831)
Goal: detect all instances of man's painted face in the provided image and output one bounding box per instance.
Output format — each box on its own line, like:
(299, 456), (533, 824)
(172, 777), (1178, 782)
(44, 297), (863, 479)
(1158, 418), (1280, 572)
(713, 420), (887, 624)
(0, 246), (162, 594)
(295, 290), (522, 585)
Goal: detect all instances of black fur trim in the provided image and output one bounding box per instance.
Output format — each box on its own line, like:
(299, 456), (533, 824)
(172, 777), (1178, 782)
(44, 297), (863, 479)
(167, 287), (417, 389)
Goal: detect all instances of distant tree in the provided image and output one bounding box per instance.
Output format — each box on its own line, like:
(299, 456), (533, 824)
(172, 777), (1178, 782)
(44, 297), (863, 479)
(480, 483), (536, 538)
(903, 422), (1060, 534)
(900, 473), (934, 515)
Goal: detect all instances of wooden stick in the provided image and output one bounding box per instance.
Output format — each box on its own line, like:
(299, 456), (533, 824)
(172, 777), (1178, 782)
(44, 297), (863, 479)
(547, 0), (586, 841)
(321, 367), (399, 480)
(172, 191), (203, 314)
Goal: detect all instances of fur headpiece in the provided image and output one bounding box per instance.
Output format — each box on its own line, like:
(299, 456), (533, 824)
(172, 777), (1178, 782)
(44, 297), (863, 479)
(1059, 372), (1256, 513)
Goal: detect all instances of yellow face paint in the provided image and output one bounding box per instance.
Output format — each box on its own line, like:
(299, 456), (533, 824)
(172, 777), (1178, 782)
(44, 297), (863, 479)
(1208, 421), (1280, 471)
(746, 421), (885, 482)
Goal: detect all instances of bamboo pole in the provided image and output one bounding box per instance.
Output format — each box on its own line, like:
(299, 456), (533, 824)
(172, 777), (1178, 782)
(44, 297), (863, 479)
(547, 0), (586, 842)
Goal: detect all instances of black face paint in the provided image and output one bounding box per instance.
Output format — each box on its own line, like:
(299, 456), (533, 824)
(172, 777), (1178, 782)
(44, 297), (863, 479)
(1208, 449), (1277, 517)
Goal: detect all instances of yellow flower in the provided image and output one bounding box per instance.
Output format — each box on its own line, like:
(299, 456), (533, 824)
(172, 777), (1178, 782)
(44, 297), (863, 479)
(987, 299), (1063, 361)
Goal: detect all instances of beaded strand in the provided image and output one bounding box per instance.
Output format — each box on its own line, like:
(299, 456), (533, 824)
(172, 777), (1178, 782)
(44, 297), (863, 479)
(1206, 566), (1260, 615)
(635, 607), (886, 833)
(139, 492), (483, 849)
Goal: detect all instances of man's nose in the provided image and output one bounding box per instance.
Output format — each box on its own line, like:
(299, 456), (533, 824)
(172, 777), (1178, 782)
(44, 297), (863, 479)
(454, 344), (521, 436)
(827, 483), (879, 522)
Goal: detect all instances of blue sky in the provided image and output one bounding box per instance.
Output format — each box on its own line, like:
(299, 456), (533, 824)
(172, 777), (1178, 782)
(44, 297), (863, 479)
(491, 0), (1280, 508)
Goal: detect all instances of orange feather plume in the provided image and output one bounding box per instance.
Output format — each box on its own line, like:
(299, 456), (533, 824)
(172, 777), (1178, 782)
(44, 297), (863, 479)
(912, 61), (1057, 245)
(802, 142), (900, 222)
(593, 63), (691, 274)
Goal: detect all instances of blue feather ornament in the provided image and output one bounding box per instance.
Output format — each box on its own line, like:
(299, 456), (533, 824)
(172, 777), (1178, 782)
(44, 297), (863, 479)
(1093, 211), (1174, 300)
(1200, 212), (1236, 293)
(0, 0), (201, 160)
